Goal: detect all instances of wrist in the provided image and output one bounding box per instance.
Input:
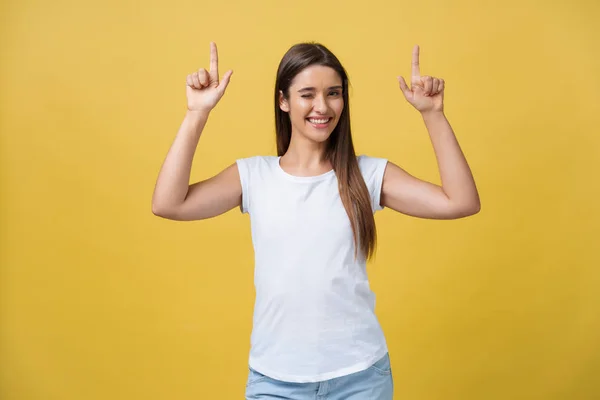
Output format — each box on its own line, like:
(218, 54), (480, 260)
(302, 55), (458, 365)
(185, 108), (211, 121)
(420, 109), (445, 120)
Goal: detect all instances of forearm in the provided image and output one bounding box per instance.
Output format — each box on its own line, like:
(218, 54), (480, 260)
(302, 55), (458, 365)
(152, 110), (210, 212)
(421, 110), (480, 210)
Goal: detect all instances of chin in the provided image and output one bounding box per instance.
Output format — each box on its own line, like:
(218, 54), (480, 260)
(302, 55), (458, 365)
(299, 120), (338, 142)
(303, 129), (334, 144)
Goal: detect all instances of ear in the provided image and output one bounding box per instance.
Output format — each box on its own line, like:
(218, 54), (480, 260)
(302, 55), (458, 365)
(279, 90), (290, 112)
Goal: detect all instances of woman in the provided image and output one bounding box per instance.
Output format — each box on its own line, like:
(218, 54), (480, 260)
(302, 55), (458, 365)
(152, 41), (480, 399)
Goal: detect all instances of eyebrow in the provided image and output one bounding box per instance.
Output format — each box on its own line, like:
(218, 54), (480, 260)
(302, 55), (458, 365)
(297, 86), (343, 92)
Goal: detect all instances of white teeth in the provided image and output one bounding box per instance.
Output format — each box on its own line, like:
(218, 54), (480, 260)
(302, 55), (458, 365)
(308, 118), (330, 124)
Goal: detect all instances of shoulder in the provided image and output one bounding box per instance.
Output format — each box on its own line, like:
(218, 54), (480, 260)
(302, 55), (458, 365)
(356, 154), (389, 175)
(356, 155), (389, 211)
(236, 155), (278, 170)
(235, 156), (280, 182)
(236, 155), (277, 163)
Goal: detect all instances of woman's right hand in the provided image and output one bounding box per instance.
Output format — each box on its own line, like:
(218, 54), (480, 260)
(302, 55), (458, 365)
(186, 42), (233, 113)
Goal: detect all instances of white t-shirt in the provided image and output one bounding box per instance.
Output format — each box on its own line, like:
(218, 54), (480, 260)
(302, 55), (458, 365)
(236, 154), (389, 383)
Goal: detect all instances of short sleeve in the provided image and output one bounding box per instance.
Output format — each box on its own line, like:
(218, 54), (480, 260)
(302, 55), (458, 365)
(357, 155), (389, 212)
(236, 158), (251, 214)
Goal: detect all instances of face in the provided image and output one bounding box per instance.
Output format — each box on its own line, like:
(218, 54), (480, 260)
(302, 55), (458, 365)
(279, 65), (344, 145)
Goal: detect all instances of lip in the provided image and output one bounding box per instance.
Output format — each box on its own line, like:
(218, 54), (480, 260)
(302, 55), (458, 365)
(306, 117), (332, 129)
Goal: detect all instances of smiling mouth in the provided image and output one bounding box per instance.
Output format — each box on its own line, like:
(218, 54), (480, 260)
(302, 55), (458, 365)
(306, 117), (332, 125)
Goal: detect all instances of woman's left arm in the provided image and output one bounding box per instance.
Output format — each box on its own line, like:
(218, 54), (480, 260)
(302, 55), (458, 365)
(381, 45), (481, 219)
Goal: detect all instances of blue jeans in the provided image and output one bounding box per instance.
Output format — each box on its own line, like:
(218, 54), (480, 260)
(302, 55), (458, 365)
(245, 353), (393, 399)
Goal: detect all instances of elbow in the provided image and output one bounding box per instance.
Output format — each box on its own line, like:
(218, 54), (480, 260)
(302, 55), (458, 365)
(471, 194), (482, 215)
(458, 190), (481, 217)
(152, 202), (175, 219)
(449, 199), (480, 219)
(461, 200), (481, 217)
(152, 203), (166, 217)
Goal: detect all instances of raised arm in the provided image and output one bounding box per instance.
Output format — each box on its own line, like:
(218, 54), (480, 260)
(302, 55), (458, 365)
(152, 42), (241, 221)
(382, 45), (480, 219)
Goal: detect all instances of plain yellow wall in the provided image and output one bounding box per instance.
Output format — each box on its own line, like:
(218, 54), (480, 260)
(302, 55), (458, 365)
(1, 0), (599, 399)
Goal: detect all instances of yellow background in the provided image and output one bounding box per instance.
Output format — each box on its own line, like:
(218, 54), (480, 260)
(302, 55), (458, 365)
(1, 0), (599, 398)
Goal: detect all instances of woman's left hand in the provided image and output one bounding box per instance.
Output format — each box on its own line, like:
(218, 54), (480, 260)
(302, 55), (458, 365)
(398, 45), (444, 113)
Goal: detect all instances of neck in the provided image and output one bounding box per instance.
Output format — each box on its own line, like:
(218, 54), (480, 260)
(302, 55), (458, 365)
(280, 132), (331, 174)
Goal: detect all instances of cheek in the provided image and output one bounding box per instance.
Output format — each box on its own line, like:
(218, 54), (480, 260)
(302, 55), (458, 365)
(290, 101), (311, 118)
(333, 100), (345, 117)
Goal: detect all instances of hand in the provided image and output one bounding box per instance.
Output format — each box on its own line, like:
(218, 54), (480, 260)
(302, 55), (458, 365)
(398, 45), (444, 113)
(186, 42), (233, 113)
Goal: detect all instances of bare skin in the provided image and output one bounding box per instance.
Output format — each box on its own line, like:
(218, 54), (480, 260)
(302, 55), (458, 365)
(152, 43), (480, 221)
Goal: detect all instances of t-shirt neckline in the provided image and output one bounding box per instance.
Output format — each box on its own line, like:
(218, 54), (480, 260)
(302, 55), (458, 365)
(275, 156), (335, 182)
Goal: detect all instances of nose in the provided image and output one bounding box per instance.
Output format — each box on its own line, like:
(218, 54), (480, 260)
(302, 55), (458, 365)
(313, 94), (328, 113)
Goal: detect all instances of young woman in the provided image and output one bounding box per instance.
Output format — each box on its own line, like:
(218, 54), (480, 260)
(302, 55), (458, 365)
(152, 42), (480, 399)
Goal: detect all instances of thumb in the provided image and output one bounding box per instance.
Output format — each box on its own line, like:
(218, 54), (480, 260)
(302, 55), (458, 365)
(218, 70), (233, 93)
(397, 76), (412, 99)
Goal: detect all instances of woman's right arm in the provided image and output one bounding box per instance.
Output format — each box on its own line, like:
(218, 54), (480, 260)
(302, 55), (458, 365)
(151, 42), (239, 221)
(151, 110), (241, 221)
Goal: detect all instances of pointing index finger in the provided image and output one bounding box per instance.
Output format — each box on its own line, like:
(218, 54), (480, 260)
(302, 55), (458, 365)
(210, 42), (219, 81)
(411, 45), (420, 80)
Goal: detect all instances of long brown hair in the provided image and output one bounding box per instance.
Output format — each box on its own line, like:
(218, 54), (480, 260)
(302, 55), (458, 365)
(274, 42), (378, 261)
